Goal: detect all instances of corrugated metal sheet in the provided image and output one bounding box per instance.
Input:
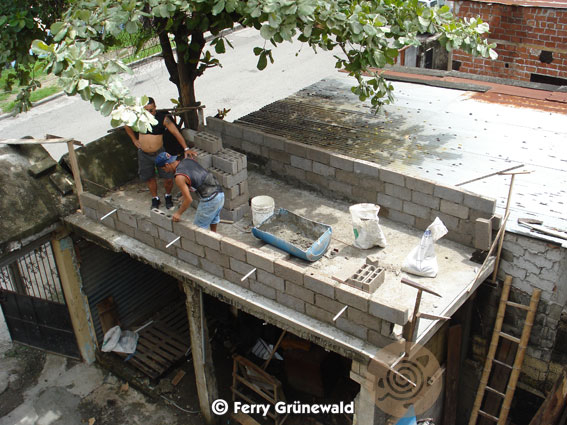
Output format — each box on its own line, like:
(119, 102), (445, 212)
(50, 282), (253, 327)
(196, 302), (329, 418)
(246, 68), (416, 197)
(76, 239), (181, 342)
(455, 0), (567, 9)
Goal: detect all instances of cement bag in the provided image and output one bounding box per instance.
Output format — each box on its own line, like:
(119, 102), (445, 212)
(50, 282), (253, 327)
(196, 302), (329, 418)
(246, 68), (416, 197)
(101, 326), (139, 354)
(402, 217), (448, 278)
(349, 204), (387, 249)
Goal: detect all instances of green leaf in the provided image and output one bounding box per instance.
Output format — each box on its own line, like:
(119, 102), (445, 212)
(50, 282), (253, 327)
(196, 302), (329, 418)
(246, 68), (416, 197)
(212, 0), (225, 16)
(125, 21), (138, 34)
(31, 40), (52, 54)
(253, 47), (263, 56)
(260, 24), (276, 40)
(215, 38), (225, 54)
(257, 52), (267, 70)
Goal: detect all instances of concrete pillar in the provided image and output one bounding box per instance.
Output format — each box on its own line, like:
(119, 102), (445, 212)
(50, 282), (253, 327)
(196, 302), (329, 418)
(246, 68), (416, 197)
(350, 361), (393, 425)
(51, 233), (97, 364)
(184, 283), (219, 425)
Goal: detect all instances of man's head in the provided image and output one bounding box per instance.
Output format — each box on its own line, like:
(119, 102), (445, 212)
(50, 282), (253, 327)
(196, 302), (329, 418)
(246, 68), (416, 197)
(155, 152), (177, 172)
(145, 97), (156, 115)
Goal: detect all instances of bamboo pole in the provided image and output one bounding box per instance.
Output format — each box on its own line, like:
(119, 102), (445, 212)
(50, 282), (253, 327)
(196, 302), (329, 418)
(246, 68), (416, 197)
(66, 140), (84, 210)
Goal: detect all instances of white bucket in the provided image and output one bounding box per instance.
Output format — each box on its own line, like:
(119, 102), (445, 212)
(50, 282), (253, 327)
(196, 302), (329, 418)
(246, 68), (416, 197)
(251, 196), (275, 226)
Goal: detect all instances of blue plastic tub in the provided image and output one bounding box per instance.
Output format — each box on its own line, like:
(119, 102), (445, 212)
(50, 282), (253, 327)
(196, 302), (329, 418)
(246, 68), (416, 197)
(251, 208), (332, 262)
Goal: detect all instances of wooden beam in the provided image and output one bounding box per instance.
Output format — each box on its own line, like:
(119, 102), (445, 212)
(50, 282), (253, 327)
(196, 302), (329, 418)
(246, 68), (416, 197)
(66, 140), (84, 210)
(50, 233), (97, 363)
(184, 283), (219, 425)
(0, 137), (82, 145)
(443, 324), (462, 425)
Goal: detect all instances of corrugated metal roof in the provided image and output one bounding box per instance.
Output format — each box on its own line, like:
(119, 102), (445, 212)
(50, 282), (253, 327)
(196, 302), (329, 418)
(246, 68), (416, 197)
(237, 73), (567, 243)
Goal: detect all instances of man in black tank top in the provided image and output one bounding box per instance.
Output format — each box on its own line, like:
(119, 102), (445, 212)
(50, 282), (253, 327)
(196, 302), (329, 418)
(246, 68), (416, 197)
(155, 152), (224, 232)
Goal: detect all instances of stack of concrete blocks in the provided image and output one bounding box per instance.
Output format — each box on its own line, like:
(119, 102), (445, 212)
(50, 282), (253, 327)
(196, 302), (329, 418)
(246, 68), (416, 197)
(192, 131), (250, 222)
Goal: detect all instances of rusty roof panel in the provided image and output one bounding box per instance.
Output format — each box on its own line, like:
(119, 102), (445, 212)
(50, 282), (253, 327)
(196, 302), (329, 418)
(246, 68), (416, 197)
(454, 0), (567, 9)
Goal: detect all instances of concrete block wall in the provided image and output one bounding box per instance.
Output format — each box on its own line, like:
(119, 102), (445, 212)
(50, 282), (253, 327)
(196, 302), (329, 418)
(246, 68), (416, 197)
(206, 117), (496, 248)
(452, 0), (567, 82)
(470, 232), (567, 393)
(79, 192), (405, 347)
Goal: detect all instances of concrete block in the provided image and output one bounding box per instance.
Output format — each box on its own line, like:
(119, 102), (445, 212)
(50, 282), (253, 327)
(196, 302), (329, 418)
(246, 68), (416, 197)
(116, 221), (135, 238)
(220, 204), (250, 222)
(285, 281), (315, 303)
(211, 167), (247, 188)
(137, 217), (159, 237)
(368, 300), (409, 325)
(348, 307), (383, 333)
(205, 116), (225, 133)
(385, 183), (411, 201)
(274, 259), (306, 285)
(221, 133), (242, 150)
(177, 247), (200, 266)
(284, 165), (306, 181)
(205, 246), (230, 268)
(150, 208), (173, 231)
(259, 244), (290, 261)
(447, 232), (472, 247)
(213, 150), (243, 175)
(435, 213), (459, 231)
(377, 193), (403, 211)
(336, 318), (367, 340)
(199, 257), (224, 278)
(238, 181), (248, 196)
(224, 268), (246, 287)
(346, 264), (385, 294)
(220, 237), (248, 261)
(290, 155), (312, 172)
(306, 304), (334, 323)
(403, 201), (430, 220)
(352, 186), (378, 204)
(116, 210), (137, 228)
(463, 193), (495, 214)
(264, 133), (286, 151)
(181, 238), (205, 257)
(257, 269), (285, 291)
(284, 141), (307, 157)
(230, 257), (255, 276)
(250, 280), (277, 300)
(381, 320), (394, 337)
(387, 210), (416, 227)
(247, 248), (275, 273)
(433, 184), (464, 204)
(268, 148), (291, 164)
(353, 160), (380, 177)
(158, 227), (179, 246)
(335, 284), (369, 312)
(315, 294), (344, 314)
(195, 228), (222, 250)
(83, 206), (97, 221)
(330, 154), (354, 172)
(491, 214), (503, 230)
(405, 176), (435, 195)
(79, 192), (100, 210)
(224, 122), (243, 138)
(304, 272), (337, 298)
(306, 147), (331, 165)
(474, 218), (492, 251)
(412, 191), (440, 210)
(194, 131), (222, 154)
(276, 291), (305, 313)
(305, 171), (331, 190)
(329, 180), (352, 197)
(241, 126), (265, 145)
(193, 148), (213, 170)
(368, 329), (397, 348)
(440, 199), (469, 219)
(224, 193), (249, 210)
(380, 169), (405, 186)
(154, 238), (178, 256)
(134, 229), (156, 248)
(224, 185), (240, 200)
(312, 161), (335, 177)
(182, 128), (198, 143)
(335, 169), (360, 186)
(173, 221), (197, 241)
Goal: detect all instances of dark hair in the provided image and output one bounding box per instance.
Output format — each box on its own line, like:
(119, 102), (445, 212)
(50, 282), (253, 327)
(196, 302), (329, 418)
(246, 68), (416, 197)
(147, 97), (155, 105)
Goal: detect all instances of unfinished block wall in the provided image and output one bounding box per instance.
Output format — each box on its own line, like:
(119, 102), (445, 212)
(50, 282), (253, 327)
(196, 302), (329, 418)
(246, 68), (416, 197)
(452, 0), (567, 82)
(79, 192), (407, 348)
(206, 117), (496, 248)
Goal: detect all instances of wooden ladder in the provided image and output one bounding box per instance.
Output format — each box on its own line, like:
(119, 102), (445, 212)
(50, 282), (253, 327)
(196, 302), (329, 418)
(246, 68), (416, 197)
(468, 275), (541, 425)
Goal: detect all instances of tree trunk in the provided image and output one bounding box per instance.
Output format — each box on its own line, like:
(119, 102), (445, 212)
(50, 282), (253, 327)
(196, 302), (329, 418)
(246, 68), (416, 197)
(158, 26), (180, 91)
(173, 26), (205, 130)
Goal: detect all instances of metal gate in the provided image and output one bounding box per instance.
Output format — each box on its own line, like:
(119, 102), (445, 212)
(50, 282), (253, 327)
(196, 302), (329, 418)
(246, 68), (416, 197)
(0, 238), (80, 358)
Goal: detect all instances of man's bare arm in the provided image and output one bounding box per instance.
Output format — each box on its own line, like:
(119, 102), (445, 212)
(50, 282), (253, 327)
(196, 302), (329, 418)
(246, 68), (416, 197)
(172, 175), (193, 222)
(124, 126), (141, 149)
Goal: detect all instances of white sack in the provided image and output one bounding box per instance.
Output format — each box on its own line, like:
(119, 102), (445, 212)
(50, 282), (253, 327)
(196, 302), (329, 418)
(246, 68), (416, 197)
(101, 325), (139, 354)
(402, 217), (448, 278)
(349, 203), (387, 249)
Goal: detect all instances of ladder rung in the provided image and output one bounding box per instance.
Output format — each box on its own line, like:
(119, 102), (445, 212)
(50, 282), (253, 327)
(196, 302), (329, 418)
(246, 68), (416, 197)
(485, 386), (506, 398)
(478, 410), (499, 422)
(493, 359), (513, 369)
(499, 332), (521, 344)
(506, 301), (530, 311)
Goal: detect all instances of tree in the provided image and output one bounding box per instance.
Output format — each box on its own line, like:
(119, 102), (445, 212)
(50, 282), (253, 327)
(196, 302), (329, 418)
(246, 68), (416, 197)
(0, 0), (71, 112)
(30, 0), (497, 132)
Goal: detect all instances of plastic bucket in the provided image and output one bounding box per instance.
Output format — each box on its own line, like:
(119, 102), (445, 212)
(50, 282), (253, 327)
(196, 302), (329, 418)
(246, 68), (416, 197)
(251, 196), (275, 226)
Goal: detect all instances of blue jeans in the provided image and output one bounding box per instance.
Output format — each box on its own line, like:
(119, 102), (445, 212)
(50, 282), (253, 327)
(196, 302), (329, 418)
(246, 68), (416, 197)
(194, 192), (224, 228)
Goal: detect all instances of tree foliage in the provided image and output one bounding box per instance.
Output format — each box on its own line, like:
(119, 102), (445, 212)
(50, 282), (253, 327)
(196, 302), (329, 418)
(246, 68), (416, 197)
(0, 0), (71, 112)
(26, 0), (496, 131)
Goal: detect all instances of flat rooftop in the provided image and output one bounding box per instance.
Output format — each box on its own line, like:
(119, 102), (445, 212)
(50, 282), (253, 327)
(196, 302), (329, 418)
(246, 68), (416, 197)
(97, 168), (492, 348)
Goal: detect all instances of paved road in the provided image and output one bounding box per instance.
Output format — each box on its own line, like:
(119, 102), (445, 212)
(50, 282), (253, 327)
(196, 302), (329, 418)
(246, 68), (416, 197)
(0, 27), (341, 159)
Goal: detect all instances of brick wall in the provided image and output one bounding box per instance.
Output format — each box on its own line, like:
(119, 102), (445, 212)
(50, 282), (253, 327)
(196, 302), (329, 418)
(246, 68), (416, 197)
(452, 0), (567, 81)
(207, 117), (496, 248)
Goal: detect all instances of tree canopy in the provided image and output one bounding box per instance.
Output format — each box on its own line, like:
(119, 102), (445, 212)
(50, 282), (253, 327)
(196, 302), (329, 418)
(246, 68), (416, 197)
(23, 0), (496, 131)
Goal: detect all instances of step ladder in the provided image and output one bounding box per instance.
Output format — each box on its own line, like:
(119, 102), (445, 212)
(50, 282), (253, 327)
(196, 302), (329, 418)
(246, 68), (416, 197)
(469, 275), (541, 425)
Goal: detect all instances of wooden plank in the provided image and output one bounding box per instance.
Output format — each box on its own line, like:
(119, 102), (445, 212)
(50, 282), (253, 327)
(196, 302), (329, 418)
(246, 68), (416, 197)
(172, 370), (186, 386)
(443, 324), (462, 425)
(528, 369), (567, 425)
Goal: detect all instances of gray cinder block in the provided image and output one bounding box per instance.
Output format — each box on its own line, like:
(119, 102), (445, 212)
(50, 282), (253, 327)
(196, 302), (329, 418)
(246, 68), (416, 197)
(194, 131), (223, 154)
(474, 218), (492, 251)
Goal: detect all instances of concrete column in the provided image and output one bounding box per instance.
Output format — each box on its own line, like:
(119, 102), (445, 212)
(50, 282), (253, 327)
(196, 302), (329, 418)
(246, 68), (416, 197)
(51, 233), (97, 364)
(350, 361), (392, 425)
(184, 283), (219, 425)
